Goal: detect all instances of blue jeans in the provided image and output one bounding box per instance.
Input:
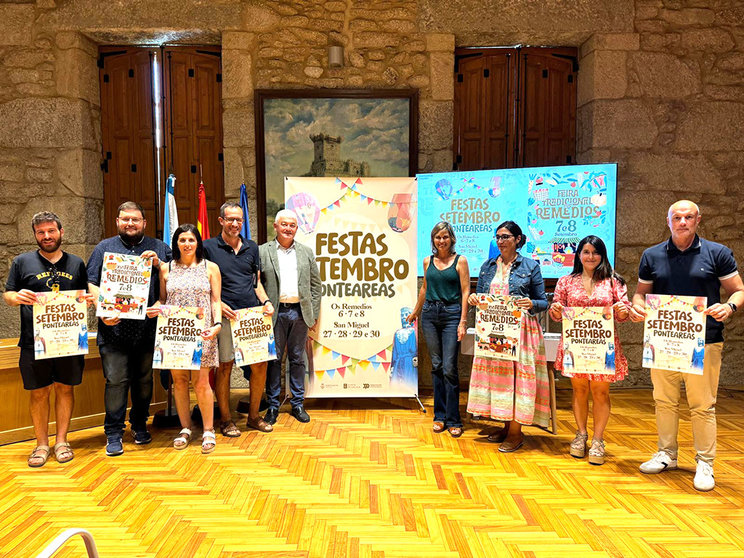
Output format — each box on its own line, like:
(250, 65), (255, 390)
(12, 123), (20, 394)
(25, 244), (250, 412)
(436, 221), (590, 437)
(266, 303), (308, 409)
(421, 301), (462, 428)
(100, 344), (154, 437)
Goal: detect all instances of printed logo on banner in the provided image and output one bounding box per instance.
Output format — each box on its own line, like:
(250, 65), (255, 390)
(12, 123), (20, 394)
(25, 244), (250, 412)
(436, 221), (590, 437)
(285, 176), (418, 398)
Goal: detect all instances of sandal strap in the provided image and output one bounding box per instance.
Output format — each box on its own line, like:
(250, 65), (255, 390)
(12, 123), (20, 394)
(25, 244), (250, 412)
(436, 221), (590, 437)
(174, 428), (192, 443)
(202, 429), (216, 441)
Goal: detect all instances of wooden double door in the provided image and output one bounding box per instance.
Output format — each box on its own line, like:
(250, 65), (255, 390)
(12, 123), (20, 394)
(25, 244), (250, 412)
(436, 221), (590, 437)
(454, 47), (577, 171)
(99, 46), (224, 238)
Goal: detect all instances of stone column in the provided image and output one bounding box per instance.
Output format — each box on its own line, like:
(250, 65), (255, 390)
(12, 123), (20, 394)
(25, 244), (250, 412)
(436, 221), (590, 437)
(420, 33), (455, 174)
(221, 31), (257, 237)
(0, 22), (102, 338)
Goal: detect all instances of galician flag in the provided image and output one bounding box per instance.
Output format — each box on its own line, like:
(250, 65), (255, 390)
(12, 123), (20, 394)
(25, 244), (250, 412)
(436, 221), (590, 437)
(197, 179), (210, 240)
(163, 173), (179, 248)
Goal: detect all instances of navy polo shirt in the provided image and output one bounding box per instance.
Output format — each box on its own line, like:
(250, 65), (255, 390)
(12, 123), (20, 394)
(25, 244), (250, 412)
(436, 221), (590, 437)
(203, 234), (260, 310)
(638, 235), (738, 343)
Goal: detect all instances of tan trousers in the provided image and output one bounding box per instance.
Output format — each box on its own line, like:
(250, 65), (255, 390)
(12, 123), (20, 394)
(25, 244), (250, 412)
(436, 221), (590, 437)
(650, 343), (723, 464)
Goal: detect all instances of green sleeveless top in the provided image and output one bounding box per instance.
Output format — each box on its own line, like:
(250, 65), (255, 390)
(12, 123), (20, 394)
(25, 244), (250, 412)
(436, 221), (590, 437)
(425, 254), (461, 303)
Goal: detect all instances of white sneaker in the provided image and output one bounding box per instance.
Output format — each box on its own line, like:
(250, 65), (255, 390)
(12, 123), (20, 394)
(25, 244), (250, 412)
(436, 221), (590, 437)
(640, 451), (678, 474)
(693, 461), (715, 491)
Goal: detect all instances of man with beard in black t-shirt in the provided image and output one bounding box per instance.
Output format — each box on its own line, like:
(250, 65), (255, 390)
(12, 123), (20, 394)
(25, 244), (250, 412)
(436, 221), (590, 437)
(4, 211), (92, 467)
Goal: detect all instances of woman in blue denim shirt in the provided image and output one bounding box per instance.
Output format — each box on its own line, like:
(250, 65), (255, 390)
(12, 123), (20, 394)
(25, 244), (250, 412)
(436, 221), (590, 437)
(409, 222), (470, 437)
(467, 221), (551, 452)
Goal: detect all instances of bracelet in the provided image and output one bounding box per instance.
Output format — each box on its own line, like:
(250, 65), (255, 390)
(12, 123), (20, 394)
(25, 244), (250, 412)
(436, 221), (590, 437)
(213, 321), (222, 327)
(261, 300), (271, 306)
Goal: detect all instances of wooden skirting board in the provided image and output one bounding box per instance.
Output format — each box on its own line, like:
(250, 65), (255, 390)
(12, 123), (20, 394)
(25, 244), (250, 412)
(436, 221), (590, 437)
(0, 334), (168, 445)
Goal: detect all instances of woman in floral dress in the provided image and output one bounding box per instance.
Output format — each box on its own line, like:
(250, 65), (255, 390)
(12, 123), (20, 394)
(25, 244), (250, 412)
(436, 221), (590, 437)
(467, 221), (550, 452)
(549, 235), (630, 465)
(148, 224), (222, 454)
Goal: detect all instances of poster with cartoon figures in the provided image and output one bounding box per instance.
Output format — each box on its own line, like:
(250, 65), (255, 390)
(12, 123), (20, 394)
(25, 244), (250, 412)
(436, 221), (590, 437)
(416, 164), (617, 278)
(96, 253), (152, 319)
(153, 305), (205, 370)
(561, 306), (615, 375)
(285, 176), (418, 398)
(32, 290), (89, 360)
(642, 294), (706, 375)
(474, 294), (522, 361)
(230, 306), (277, 366)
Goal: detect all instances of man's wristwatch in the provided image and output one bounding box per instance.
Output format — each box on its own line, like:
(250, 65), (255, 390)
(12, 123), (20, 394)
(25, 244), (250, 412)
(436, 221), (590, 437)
(728, 302), (737, 313)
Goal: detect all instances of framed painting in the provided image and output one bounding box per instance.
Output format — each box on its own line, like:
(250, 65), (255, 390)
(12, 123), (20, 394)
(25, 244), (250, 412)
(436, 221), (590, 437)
(254, 89), (418, 241)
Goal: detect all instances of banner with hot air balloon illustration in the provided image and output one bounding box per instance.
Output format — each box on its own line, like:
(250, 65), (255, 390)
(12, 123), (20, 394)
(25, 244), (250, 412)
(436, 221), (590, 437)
(416, 163), (617, 278)
(642, 294), (706, 375)
(153, 305), (206, 371)
(561, 306), (615, 375)
(285, 176), (418, 398)
(474, 294), (522, 362)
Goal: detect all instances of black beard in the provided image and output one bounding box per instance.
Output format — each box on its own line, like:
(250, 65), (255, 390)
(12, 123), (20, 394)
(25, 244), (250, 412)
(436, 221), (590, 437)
(37, 238), (61, 253)
(119, 230), (144, 245)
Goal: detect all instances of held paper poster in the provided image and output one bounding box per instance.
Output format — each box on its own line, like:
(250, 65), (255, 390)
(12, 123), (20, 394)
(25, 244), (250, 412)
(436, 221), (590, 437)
(153, 305), (205, 371)
(96, 252), (152, 320)
(474, 294), (521, 362)
(33, 290), (89, 360)
(231, 306), (277, 366)
(285, 176), (418, 398)
(561, 306), (615, 375)
(642, 294), (706, 375)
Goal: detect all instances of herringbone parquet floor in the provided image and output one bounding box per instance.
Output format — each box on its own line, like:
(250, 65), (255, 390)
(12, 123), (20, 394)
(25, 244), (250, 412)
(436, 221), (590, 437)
(3, 386), (744, 557)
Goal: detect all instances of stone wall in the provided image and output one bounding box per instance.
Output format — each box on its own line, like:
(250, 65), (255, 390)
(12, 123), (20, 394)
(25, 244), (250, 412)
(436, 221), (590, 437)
(576, 1), (744, 385)
(0, 0), (742, 385)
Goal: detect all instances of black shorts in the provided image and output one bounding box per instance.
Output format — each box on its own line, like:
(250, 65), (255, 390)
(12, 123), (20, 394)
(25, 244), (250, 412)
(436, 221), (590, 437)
(19, 348), (84, 390)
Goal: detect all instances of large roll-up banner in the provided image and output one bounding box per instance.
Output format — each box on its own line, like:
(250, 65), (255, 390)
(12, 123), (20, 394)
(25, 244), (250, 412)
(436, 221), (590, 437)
(285, 177), (419, 398)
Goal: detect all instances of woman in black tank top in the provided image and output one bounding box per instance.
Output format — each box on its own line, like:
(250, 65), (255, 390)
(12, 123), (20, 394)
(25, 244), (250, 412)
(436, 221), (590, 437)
(408, 222), (470, 437)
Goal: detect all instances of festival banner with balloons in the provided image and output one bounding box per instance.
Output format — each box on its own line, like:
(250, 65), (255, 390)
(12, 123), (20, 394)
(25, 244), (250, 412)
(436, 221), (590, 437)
(285, 176), (418, 398)
(416, 164), (617, 278)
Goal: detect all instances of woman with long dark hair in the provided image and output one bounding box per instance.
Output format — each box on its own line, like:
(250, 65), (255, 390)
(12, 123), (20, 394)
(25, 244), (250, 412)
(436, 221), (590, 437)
(467, 221), (550, 452)
(147, 224), (222, 453)
(408, 222), (470, 437)
(548, 235), (630, 465)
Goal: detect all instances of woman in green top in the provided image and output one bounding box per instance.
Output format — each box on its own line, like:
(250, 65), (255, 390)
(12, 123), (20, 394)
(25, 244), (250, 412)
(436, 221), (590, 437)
(409, 222), (470, 437)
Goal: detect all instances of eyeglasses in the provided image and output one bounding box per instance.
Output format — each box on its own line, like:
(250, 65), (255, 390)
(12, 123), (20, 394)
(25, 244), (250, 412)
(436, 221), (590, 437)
(495, 234), (515, 241)
(223, 218), (244, 224)
(119, 218), (143, 224)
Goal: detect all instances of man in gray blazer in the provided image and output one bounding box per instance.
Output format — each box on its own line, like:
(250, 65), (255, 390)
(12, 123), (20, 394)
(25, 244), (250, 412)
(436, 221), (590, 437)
(260, 209), (322, 424)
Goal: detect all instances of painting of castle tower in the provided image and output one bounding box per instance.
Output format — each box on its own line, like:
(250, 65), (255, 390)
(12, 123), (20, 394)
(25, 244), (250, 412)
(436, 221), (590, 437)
(259, 92), (415, 237)
(305, 134), (371, 178)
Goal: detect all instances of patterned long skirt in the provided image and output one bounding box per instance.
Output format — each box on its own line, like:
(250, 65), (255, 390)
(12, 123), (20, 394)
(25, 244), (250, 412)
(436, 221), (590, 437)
(467, 314), (551, 428)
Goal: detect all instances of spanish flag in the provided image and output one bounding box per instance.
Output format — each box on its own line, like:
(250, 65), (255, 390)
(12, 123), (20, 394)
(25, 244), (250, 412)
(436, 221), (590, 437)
(197, 179), (210, 240)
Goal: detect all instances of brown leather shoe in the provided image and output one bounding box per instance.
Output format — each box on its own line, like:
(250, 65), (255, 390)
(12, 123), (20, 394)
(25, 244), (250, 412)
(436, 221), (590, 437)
(486, 426), (508, 443)
(246, 416), (273, 433)
(498, 436), (524, 453)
